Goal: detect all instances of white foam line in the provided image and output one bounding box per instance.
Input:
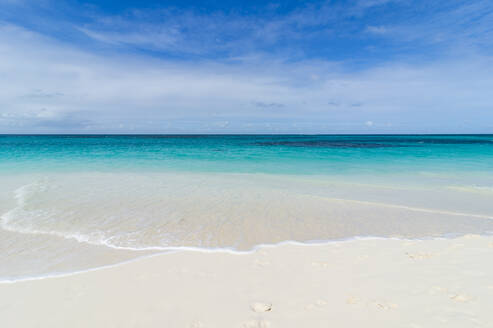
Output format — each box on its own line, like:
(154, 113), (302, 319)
(2, 182), (493, 283)
(0, 234), (477, 285)
(309, 195), (493, 219)
(0, 217), (458, 254)
(1, 184), (492, 253)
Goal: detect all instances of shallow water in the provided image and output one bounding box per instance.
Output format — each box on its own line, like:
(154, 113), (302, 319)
(1, 135), (493, 280)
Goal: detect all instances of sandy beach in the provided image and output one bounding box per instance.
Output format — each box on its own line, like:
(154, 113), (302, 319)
(1, 234), (492, 328)
(2, 0), (493, 325)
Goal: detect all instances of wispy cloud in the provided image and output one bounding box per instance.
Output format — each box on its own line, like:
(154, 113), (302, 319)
(0, 1), (492, 133)
(77, 6), (336, 56)
(253, 102), (285, 109)
(0, 23), (492, 133)
(362, 1), (493, 51)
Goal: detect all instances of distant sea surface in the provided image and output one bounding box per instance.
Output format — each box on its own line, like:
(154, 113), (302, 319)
(1, 135), (493, 280)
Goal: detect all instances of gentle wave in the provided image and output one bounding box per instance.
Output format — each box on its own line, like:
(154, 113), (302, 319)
(1, 181), (113, 249)
(2, 180), (493, 253)
(2, 173), (493, 281)
(0, 234), (453, 284)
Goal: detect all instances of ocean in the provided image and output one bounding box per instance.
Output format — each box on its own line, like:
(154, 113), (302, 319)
(1, 135), (493, 281)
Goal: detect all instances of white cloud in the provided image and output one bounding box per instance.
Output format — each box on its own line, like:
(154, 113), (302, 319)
(363, 1), (493, 49)
(78, 26), (180, 52)
(73, 2), (347, 56)
(0, 24), (492, 133)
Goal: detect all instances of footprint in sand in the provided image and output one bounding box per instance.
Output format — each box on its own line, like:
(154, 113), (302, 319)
(346, 296), (361, 305)
(190, 321), (204, 328)
(430, 287), (472, 302)
(242, 319), (271, 328)
(250, 302), (272, 313)
(449, 294), (471, 303)
(405, 252), (433, 260)
(372, 301), (398, 310)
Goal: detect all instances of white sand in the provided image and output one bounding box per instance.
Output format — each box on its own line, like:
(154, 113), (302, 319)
(1, 235), (493, 328)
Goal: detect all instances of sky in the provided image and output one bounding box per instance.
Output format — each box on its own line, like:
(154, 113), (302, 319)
(0, 0), (492, 134)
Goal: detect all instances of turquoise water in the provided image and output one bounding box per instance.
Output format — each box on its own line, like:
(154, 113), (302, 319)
(1, 135), (493, 175)
(1, 135), (493, 280)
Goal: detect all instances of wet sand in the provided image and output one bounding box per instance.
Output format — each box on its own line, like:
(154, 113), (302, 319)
(1, 234), (492, 327)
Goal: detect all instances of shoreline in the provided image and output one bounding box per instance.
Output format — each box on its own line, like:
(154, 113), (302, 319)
(0, 233), (486, 284)
(1, 234), (492, 327)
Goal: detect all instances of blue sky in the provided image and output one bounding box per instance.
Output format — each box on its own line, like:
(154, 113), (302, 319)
(0, 0), (492, 133)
